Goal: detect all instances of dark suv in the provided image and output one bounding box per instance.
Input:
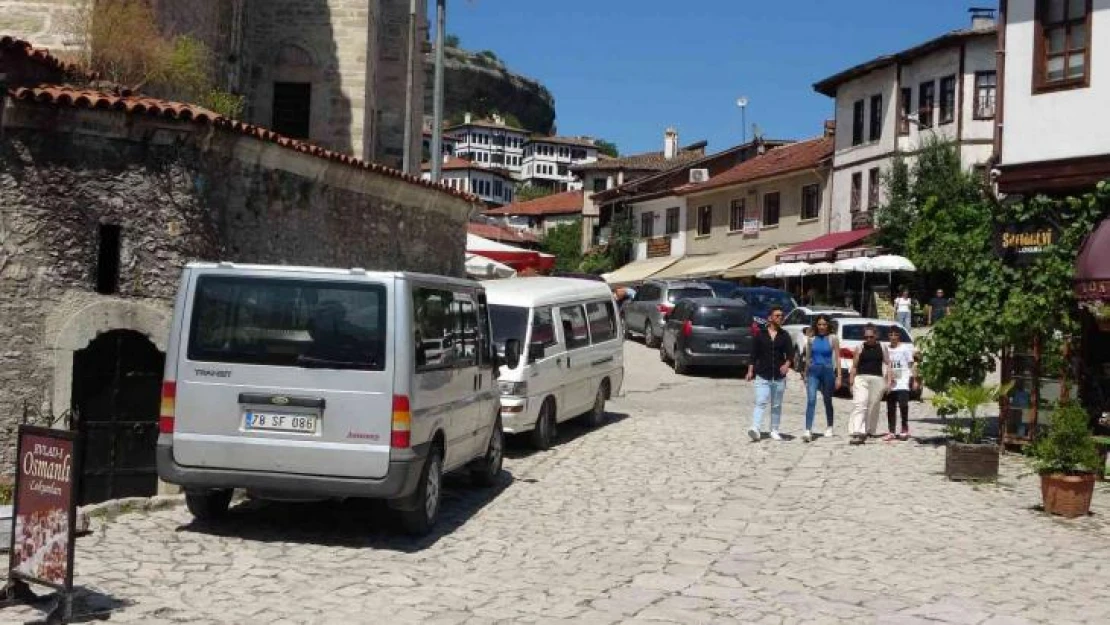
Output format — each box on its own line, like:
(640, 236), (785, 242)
(623, 280), (715, 347)
(658, 298), (756, 374)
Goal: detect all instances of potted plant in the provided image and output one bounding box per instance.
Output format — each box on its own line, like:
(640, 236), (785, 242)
(931, 382), (1011, 481)
(1026, 400), (1103, 518)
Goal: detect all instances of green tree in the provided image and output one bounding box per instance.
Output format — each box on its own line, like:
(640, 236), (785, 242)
(515, 184), (554, 202)
(873, 154), (913, 254)
(595, 139), (619, 158)
(541, 222), (584, 273)
(444, 33), (461, 48)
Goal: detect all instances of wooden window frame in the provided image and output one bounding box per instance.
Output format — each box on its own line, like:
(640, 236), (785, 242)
(640, 211), (654, 239)
(918, 81), (935, 128)
(697, 205), (712, 236)
(850, 172), (863, 213)
(665, 207), (680, 235)
(868, 167), (881, 210)
(973, 71), (998, 119)
(729, 199), (745, 232)
(868, 94), (883, 142)
(762, 192), (781, 227)
(898, 87), (912, 135)
(800, 184), (820, 221)
(851, 99), (865, 146)
(1033, 0), (1093, 93)
(939, 75), (957, 125)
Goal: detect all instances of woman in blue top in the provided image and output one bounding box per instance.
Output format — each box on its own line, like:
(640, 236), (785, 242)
(801, 315), (842, 442)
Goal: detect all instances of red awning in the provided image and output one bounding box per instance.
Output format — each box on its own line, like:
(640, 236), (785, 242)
(776, 228), (877, 262)
(1076, 218), (1110, 301)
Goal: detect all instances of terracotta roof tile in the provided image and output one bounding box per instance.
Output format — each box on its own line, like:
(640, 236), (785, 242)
(0, 35), (90, 80)
(420, 156), (513, 179)
(677, 136), (834, 195)
(6, 83), (475, 202)
(573, 146), (707, 172)
(467, 221), (539, 244)
(484, 190), (583, 217)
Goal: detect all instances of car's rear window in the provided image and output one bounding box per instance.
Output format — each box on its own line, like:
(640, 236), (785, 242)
(842, 324), (911, 343)
(188, 276), (387, 370)
(743, 292), (796, 311)
(695, 306), (752, 328)
(668, 287), (714, 303)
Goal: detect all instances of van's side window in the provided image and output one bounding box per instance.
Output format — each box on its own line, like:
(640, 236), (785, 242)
(476, 291), (491, 366)
(531, 307), (558, 348)
(586, 301), (617, 343)
(559, 305), (590, 350)
(413, 287), (477, 371)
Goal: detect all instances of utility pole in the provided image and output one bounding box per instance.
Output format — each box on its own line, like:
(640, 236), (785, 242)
(430, 0), (447, 183)
(401, 0), (418, 174)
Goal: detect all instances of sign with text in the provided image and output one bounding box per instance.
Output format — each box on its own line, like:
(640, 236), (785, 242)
(1076, 279), (1110, 301)
(7, 426), (78, 592)
(743, 218), (760, 235)
(993, 223), (1058, 266)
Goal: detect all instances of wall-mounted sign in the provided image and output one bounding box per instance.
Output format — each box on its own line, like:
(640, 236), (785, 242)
(646, 236), (672, 258)
(742, 219), (760, 235)
(993, 222), (1058, 266)
(1077, 280), (1110, 301)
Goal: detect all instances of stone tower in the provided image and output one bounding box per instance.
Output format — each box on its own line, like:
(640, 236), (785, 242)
(0, 0), (424, 170)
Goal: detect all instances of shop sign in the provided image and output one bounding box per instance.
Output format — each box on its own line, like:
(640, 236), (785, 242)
(1, 426), (80, 619)
(993, 222), (1058, 265)
(646, 236), (671, 258)
(742, 219), (760, 235)
(1076, 280), (1110, 301)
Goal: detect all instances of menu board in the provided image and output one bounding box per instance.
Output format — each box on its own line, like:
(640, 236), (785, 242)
(7, 426), (78, 592)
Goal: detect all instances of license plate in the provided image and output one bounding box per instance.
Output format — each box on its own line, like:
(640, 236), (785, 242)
(244, 411), (317, 433)
(710, 342), (736, 351)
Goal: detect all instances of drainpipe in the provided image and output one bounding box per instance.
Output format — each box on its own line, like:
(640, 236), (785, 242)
(430, 0), (447, 182)
(994, 0), (1008, 166)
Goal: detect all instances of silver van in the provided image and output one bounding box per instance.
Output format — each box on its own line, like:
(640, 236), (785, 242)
(156, 263), (503, 535)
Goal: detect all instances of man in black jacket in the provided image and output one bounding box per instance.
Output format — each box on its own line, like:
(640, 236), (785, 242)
(745, 306), (795, 441)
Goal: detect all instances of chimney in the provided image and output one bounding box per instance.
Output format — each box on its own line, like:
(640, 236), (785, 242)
(443, 153), (451, 164)
(464, 112), (472, 124)
(664, 127), (678, 160)
(969, 7), (996, 30)
(824, 119), (836, 137)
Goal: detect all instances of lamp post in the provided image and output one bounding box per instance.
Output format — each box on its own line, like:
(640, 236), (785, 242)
(736, 97), (749, 144)
(402, 0), (419, 174)
(430, 0), (447, 182)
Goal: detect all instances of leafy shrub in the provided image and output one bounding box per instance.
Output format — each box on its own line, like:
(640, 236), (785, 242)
(1027, 401), (1102, 476)
(931, 382), (1011, 444)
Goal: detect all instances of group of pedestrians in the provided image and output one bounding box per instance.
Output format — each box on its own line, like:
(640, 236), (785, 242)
(744, 306), (920, 444)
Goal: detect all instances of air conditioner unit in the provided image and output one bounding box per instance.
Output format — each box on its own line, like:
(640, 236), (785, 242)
(689, 168), (710, 184)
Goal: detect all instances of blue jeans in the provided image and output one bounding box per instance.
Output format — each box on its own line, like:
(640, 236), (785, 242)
(896, 311), (911, 329)
(805, 364), (836, 431)
(751, 377), (786, 432)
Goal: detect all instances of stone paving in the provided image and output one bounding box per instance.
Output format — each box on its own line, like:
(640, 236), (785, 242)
(4, 341), (1110, 624)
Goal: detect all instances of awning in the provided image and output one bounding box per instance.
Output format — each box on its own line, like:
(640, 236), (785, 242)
(603, 256), (681, 284)
(658, 247), (775, 279)
(723, 249), (781, 278)
(652, 255), (720, 279)
(466, 233), (541, 271)
(1076, 218), (1110, 300)
(776, 228), (876, 263)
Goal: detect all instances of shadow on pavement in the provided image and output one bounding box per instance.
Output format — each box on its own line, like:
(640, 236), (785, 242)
(3, 585), (128, 623)
(174, 470), (514, 553)
(504, 411), (630, 459)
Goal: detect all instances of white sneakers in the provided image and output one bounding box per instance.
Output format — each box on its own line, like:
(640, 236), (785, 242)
(769, 430), (783, 441)
(824, 427), (835, 438)
(801, 430), (813, 443)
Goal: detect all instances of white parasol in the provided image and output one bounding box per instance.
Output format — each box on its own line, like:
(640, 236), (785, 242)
(465, 253), (517, 280)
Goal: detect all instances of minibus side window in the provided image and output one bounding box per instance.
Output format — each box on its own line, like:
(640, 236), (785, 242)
(558, 305), (590, 350)
(414, 287), (477, 371)
(530, 308), (558, 349)
(585, 301), (617, 344)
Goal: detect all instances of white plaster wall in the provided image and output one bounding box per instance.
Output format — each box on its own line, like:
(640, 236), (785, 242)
(1002, 0), (1110, 165)
(961, 37), (999, 143)
(832, 65), (900, 168)
(631, 196), (686, 260)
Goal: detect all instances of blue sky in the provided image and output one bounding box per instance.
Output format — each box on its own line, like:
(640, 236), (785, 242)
(443, 1), (984, 155)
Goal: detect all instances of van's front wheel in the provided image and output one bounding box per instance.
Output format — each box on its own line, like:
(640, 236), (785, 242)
(397, 446), (443, 536)
(583, 381), (609, 428)
(470, 416), (504, 487)
(531, 399), (557, 450)
(185, 489), (233, 522)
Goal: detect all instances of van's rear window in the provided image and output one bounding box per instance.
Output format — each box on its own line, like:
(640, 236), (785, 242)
(187, 276), (387, 370)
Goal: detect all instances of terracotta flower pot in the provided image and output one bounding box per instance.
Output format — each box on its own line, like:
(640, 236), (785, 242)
(945, 441), (999, 481)
(1040, 473), (1096, 518)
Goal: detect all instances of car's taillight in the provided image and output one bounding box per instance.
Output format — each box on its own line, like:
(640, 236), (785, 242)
(159, 381), (176, 434)
(840, 347), (855, 359)
(391, 395), (411, 449)
(682, 320), (693, 337)
(657, 303), (674, 314)
(750, 322), (761, 336)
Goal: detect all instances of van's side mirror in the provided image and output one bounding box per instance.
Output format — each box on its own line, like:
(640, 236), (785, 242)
(527, 341), (546, 363)
(504, 339), (521, 368)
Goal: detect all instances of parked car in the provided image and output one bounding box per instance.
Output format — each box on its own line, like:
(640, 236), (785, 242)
(731, 287), (797, 325)
(484, 278), (625, 450)
(623, 279), (715, 348)
(833, 318), (921, 400)
(783, 305), (861, 365)
(658, 298), (756, 375)
(700, 279), (741, 299)
(157, 263), (504, 536)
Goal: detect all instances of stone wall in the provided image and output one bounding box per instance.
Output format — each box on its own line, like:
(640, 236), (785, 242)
(0, 98), (473, 468)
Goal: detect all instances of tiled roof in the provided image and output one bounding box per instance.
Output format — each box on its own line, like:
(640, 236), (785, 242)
(445, 118), (527, 132)
(526, 135), (596, 148)
(677, 136), (834, 195)
(484, 190), (583, 217)
(573, 144), (708, 172)
(421, 156), (514, 179)
(2, 38), (474, 203)
(813, 25), (997, 97)
(0, 35), (89, 79)
(467, 221), (539, 244)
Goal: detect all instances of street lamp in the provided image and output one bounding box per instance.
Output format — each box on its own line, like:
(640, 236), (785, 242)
(430, 0), (447, 182)
(736, 97), (749, 144)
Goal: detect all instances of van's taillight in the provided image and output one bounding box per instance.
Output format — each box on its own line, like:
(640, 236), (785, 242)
(159, 381), (176, 434)
(657, 302), (674, 314)
(391, 395), (411, 449)
(840, 347), (855, 359)
(682, 320), (693, 337)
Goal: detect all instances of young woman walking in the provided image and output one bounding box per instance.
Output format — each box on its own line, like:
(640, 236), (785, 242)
(801, 315), (841, 442)
(848, 324), (890, 445)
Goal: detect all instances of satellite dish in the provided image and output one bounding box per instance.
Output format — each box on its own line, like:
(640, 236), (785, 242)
(736, 97), (749, 108)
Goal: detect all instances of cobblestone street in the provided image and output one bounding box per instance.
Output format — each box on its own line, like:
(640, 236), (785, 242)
(5, 341), (1110, 624)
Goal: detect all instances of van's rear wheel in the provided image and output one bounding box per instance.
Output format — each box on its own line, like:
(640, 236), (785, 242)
(397, 446), (443, 536)
(644, 321), (659, 348)
(531, 399), (557, 450)
(185, 489), (233, 522)
(470, 416), (504, 487)
(584, 381), (609, 428)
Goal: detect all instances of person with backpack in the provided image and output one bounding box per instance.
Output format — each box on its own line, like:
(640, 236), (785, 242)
(848, 323), (891, 445)
(800, 315), (842, 443)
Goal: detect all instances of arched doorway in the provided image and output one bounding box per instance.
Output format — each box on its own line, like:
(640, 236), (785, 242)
(71, 330), (165, 505)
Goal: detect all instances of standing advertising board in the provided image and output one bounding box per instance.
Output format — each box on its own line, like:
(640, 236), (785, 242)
(0, 425), (79, 623)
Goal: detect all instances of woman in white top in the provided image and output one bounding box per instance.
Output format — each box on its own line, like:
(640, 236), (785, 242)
(884, 325), (919, 440)
(894, 289), (913, 330)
